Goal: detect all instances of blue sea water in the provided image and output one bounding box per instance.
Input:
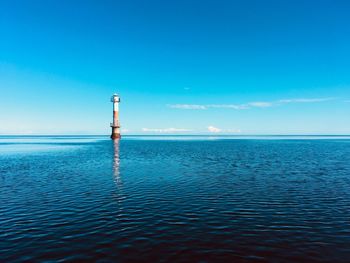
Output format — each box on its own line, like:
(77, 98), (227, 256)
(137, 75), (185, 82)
(1, 136), (350, 262)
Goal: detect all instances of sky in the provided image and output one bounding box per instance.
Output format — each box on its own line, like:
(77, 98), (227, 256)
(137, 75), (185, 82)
(0, 0), (349, 135)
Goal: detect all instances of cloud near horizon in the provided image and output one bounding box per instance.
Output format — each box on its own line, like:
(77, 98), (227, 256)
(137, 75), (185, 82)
(207, 126), (221, 133)
(142, 128), (192, 133)
(168, 97), (334, 110)
(207, 126), (241, 133)
(141, 127), (241, 133)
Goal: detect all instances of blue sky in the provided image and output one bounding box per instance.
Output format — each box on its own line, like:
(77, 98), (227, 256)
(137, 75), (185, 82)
(1, 0), (349, 135)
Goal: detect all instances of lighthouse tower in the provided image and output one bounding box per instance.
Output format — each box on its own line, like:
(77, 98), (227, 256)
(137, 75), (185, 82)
(110, 94), (121, 139)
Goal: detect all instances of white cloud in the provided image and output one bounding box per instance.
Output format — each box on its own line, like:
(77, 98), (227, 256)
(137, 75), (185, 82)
(168, 104), (249, 110)
(168, 97), (334, 111)
(207, 126), (241, 133)
(279, 98), (334, 103)
(207, 126), (222, 133)
(248, 102), (273, 108)
(207, 104), (249, 110)
(168, 102), (269, 110)
(142, 128), (192, 133)
(168, 104), (207, 110)
(141, 127), (241, 134)
(225, 128), (242, 133)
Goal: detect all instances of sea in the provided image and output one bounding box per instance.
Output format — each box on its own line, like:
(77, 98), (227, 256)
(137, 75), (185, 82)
(1, 135), (350, 262)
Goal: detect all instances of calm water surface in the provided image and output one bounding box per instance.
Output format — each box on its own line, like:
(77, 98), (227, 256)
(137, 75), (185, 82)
(1, 136), (350, 262)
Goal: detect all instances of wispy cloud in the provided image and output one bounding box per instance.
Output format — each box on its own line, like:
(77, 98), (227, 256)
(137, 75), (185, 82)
(247, 102), (273, 108)
(142, 128), (192, 133)
(168, 102), (271, 110)
(207, 126), (241, 133)
(168, 97), (334, 110)
(168, 104), (249, 110)
(278, 98), (334, 103)
(207, 104), (249, 110)
(168, 104), (207, 110)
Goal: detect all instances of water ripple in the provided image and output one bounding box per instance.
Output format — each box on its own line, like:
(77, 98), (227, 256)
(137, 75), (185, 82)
(1, 137), (350, 261)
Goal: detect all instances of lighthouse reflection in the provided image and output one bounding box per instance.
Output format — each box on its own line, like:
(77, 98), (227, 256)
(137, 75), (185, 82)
(113, 139), (121, 186)
(112, 139), (125, 211)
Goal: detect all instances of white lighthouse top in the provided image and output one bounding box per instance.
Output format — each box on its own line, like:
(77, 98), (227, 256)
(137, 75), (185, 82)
(111, 93), (120, 103)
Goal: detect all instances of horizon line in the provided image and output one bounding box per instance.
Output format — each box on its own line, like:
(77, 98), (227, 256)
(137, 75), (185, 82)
(1, 134), (350, 137)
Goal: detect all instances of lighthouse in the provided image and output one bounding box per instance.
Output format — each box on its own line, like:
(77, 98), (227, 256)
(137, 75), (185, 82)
(110, 94), (121, 139)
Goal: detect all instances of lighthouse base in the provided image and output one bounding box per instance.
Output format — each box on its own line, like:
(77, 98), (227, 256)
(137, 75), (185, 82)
(111, 133), (121, 140)
(111, 127), (121, 140)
